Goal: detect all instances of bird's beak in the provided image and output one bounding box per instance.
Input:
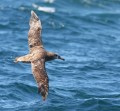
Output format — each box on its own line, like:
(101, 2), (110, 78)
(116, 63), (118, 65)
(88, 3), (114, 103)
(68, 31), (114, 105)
(58, 56), (65, 61)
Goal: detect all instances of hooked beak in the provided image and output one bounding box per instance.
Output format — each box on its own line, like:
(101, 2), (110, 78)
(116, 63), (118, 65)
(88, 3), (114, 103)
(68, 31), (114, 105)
(58, 56), (65, 61)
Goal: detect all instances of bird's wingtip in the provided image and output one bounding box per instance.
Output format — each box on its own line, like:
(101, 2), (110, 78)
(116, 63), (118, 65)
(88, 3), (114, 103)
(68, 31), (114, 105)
(30, 10), (39, 21)
(14, 57), (18, 63)
(38, 83), (48, 101)
(31, 10), (35, 15)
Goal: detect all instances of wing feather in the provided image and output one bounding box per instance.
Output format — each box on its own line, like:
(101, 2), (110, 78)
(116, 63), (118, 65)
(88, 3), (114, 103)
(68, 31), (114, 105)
(28, 11), (43, 51)
(31, 58), (49, 100)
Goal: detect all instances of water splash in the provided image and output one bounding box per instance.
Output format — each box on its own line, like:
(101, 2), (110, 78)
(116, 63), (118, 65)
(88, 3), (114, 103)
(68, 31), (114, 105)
(44, 0), (55, 4)
(32, 3), (55, 13)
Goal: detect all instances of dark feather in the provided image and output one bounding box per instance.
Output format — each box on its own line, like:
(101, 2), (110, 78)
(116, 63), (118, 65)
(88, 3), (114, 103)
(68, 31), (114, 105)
(31, 58), (49, 100)
(28, 11), (43, 52)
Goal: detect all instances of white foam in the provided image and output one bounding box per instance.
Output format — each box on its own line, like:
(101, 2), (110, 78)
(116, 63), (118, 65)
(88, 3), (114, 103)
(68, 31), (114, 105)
(44, 0), (55, 3)
(32, 3), (55, 13)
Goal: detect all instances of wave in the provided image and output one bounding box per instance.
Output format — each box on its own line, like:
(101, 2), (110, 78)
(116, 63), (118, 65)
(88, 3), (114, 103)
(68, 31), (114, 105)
(32, 3), (55, 13)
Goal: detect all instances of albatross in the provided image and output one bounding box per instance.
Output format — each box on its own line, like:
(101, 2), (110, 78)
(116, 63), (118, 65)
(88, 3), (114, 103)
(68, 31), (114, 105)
(15, 11), (64, 100)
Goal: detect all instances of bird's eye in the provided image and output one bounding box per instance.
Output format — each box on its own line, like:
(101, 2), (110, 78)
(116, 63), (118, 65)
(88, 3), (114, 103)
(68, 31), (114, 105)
(55, 54), (58, 57)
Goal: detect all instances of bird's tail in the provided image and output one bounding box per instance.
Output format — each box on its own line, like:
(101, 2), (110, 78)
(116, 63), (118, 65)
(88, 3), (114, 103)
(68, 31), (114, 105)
(38, 82), (48, 101)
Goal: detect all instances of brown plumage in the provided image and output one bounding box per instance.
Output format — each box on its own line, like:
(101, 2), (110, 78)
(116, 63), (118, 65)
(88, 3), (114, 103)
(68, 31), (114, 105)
(15, 11), (64, 100)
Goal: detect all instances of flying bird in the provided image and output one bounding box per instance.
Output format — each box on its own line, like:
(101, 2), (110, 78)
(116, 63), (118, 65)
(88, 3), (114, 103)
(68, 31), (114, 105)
(15, 11), (64, 100)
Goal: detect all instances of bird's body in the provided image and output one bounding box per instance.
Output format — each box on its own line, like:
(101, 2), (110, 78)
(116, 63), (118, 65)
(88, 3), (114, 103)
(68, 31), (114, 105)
(15, 11), (64, 100)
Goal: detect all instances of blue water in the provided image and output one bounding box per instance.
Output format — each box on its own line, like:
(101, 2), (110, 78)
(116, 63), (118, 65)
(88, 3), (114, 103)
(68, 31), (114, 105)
(1, 0), (120, 111)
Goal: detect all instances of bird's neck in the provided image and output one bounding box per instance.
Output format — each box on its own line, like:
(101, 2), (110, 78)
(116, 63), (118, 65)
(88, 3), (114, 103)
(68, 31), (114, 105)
(45, 52), (55, 62)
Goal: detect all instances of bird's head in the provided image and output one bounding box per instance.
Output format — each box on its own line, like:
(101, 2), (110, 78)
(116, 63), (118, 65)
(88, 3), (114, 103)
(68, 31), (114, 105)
(46, 52), (65, 61)
(53, 53), (65, 61)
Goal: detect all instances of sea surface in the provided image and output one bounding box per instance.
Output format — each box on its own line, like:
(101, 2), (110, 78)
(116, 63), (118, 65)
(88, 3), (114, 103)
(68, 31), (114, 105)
(0, 0), (120, 111)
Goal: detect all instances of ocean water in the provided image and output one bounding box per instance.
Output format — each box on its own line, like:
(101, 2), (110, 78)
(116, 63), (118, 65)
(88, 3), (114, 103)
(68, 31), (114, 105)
(0, 0), (120, 111)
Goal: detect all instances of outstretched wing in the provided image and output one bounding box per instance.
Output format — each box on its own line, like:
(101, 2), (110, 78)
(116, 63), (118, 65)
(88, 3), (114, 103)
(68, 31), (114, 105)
(28, 11), (43, 51)
(31, 58), (49, 100)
